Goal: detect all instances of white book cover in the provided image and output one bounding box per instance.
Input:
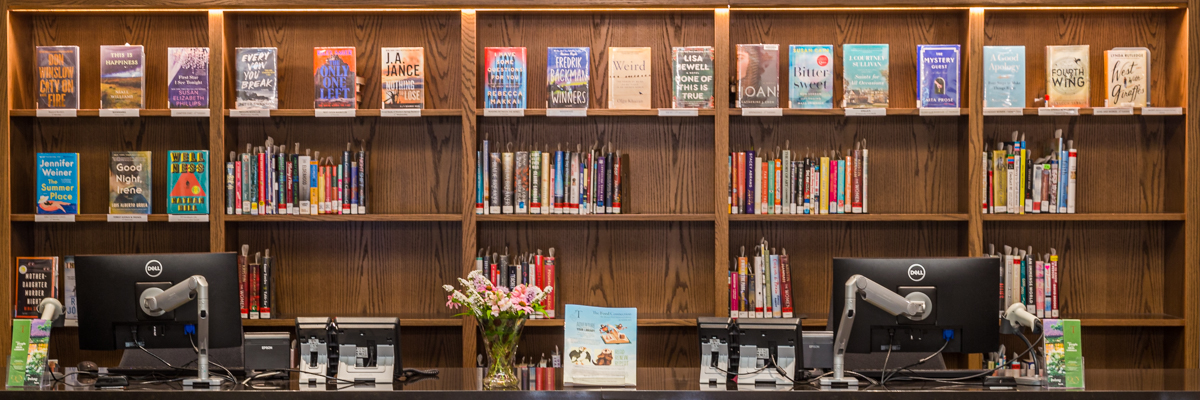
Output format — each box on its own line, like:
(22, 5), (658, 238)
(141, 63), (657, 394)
(608, 47), (652, 109)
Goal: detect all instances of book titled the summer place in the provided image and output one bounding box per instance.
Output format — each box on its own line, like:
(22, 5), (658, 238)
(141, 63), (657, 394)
(842, 44), (889, 108)
(36, 153), (79, 215)
(547, 47), (590, 109)
(788, 45), (834, 109)
(563, 304), (636, 386)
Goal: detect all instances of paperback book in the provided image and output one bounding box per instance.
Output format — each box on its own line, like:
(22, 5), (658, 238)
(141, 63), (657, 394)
(476, 141), (625, 215)
(36, 153), (79, 215)
(381, 47), (424, 109)
(917, 44), (960, 108)
(563, 304), (637, 386)
(228, 139), (367, 216)
(842, 44), (890, 108)
(99, 45), (145, 109)
(12, 257), (57, 319)
(608, 47), (652, 109)
(314, 47), (356, 109)
(983, 130), (1077, 215)
(1044, 319), (1083, 389)
(1045, 45), (1090, 107)
(727, 240), (794, 318)
(736, 44), (780, 108)
(484, 47), (528, 109)
(983, 46), (1026, 108)
(5, 319), (52, 387)
(168, 150), (209, 214)
(671, 46), (714, 109)
(109, 151), (152, 214)
(167, 47), (209, 109)
(235, 47), (279, 110)
(1104, 47), (1149, 107)
(788, 45), (834, 109)
(547, 47), (590, 109)
(36, 46), (79, 109)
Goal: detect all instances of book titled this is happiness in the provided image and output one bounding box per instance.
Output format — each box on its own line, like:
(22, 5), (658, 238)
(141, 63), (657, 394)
(729, 141), (868, 215)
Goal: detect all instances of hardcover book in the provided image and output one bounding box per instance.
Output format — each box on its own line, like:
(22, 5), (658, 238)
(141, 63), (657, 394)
(1045, 45), (1090, 107)
(36, 46), (79, 109)
(607, 47), (652, 109)
(12, 257), (57, 319)
(842, 44), (890, 108)
(381, 47), (424, 109)
(36, 153), (78, 215)
(168, 150), (210, 215)
(109, 151), (152, 214)
(563, 304), (637, 386)
(788, 45), (834, 109)
(547, 47), (590, 109)
(736, 44), (780, 108)
(484, 47), (528, 109)
(314, 47), (356, 109)
(1104, 47), (1149, 107)
(672, 46), (714, 109)
(167, 47), (209, 109)
(99, 45), (145, 109)
(5, 319), (52, 387)
(917, 44), (960, 108)
(235, 47), (279, 110)
(983, 46), (1026, 108)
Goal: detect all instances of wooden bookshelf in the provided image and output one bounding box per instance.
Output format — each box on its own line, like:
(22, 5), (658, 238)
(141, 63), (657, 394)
(1, 3), (1196, 372)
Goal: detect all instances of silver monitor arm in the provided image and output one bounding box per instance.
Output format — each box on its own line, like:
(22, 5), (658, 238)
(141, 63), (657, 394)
(139, 275), (223, 388)
(821, 274), (932, 388)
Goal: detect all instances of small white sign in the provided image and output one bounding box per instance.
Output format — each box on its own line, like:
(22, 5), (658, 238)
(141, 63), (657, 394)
(983, 107), (1023, 116)
(919, 107), (961, 116)
(1142, 107), (1184, 116)
(36, 109), (77, 118)
(100, 109), (140, 118)
(845, 108), (887, 116)
(168, 214), (209, 222)
(484, 108), (525, 117)
(741, 108), (783, 117)
(315, 109), (356, 118)
(35, 214), (75, 222)
(547, 108), (587, 117)
(381, 109), (422, 117)
(171, 109), (211, 117)
(107, 214), (148, 222)
(1093, 107), (1134, 116)
(658, 108), (699, 117)
(230, 109), (271, 118)
(1038, 107), (1079, 116)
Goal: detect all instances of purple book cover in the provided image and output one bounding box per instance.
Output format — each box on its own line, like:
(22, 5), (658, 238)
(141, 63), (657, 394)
(168, 47), (209, 109)
(917, 44), (960, 108)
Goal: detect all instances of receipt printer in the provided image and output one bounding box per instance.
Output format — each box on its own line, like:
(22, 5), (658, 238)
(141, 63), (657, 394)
(334, 317), (400, 383)
(296, 317), (332, 384)
(244, 332), (291, 374)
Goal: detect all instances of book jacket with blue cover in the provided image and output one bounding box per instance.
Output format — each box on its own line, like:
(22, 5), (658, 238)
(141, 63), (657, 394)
(917, 44), (960, 108)
(36, 153), (78, 215)
(485, 47), (527, 109)
(168, 150), (209, 214)
(563, 304), (637, 386)
(842, 44), (889, 108)
(788, 45), (834, 109)
(983, 46), (1026, 108)
(547, 47), (590, 109)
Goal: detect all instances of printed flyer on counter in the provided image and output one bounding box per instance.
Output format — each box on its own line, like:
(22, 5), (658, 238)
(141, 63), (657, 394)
(563, 304), (637, 386)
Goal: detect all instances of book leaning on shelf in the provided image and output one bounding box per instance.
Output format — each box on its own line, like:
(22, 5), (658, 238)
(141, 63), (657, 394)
(981, 129), (1077, 214)
(987, 244), (1060, 320)
(475, 246), (556, 319)
(728, 140), (868, 215)
(238, 245), (277, 319)
(226, 138), (368, 215)
(36, 153), (79, 215)
(475, 141), (625, 215)
(36, 46), (80, 110)
(109, 151), (151, 215)
(727, 239), (794, 318)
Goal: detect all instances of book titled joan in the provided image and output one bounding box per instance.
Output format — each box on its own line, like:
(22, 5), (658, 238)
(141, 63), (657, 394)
(842, 44), (889, 108)
(167, 47), (209, 109)
(484, 47), (527, 109)
(983, 46), (1026, 108)
(563, 304), (637, 386)
(547, 47), (590, 109)
(36, 153), (79, 215)
(235, 47), (278, 110)
(1045, 45), (1089, 107)
(100, 45), (145, 109)
(736, 44), (780, 108)
(608, 47), (652, 109)
(788, 45), (834, 109)
(917, 44), (960, 108)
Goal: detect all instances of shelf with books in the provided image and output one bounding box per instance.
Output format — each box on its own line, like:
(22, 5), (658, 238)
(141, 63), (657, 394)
(477, 214), (715, 222)
(982, 213), (1186, 222)
(9, 109), (194, 117)
(242, 316), (464, 328)
(731, 108), (970, 116)
(476, 109), (717, 117)
(221, 109), (462, 117)
(729, 213), (969, 222)
(224, 214), (462, 222)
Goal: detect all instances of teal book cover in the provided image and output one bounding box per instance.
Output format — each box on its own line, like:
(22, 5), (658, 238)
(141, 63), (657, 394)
(36, 153), (78, 215)
(842, 44), (889, 108)
(563, 304), (637, 386)
(109, 151), (152, 214)
(168, 150), (209, 214)
(788, 45), (834, 109)
(983, 46), (1026, 108)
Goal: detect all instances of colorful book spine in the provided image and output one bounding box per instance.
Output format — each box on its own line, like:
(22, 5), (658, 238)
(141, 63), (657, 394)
(788, 45), (834, 109)
(235, 47), (279, 110)
(728, 141), (868, 214)
(842, 44), (890, 108)
(547, 47), (590, 109)
(672, 46), (714, 109)
(168, 150), (209, 214)
(100, 45), (145, 109)
(983, 46), (1026, 108)
(982, 134), (1077, 214)
(36, 46), (79, 109)
(484, 47), (528, 109)
(736, 44), (780, 108)
(109, 151), (151, 214)
(314, 47), (356, 109)
(917, 44), (961, 108)
(167, 47), (210, 109)
(381, 47), (424, 109)
(230, 141), (365, 217)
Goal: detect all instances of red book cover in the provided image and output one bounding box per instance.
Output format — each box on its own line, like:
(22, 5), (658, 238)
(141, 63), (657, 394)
(829, 160), (838, 213)
(730, 270), (739, 316)
(780, 252), (793, 317)
(852, 149), (863, 212)
(544, 251), (556, 318)
(234, 160), (242, 214)
(249, 261), (260, 319)
(237, 249), (248, 318)
(257, 152), (266, 209)
(535, 254), (544, 289)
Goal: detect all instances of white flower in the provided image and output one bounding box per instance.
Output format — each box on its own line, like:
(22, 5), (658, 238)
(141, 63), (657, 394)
(443, 285), (455, 292)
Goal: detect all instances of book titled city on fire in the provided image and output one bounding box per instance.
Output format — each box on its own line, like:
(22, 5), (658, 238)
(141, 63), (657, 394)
(547, 47), (590, 109)
(235, 47), (278, 110)
(381, 47), (424, 109)
(109, 151), (152, 214)
(563, 304), (636, 387)
(1045, 45), (1090, 107)
(99, 45), (145, 109)
(672, 46), (714, 109)
(842, 44), (889, 108)
(169, 150), (209, 215)
(1104, 47), (1150, 107)
(36, 153), (79, 215)
(167, 47), (209, 109)
(917, 44), (960, 108)
(788, 45), (834, 109)
(314, 47), (356, 109)
(484, 47), (527, 109)
(736, 44), (779, 108)
(608, 47), (651, 109)
(36, 46), (79, 109)
(983, 46), (1026, 108)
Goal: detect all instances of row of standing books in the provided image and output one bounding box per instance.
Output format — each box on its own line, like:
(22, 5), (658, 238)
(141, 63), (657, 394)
(982, 130), (1077, 214)
(475, 142), (625, 215)
(728, 141), (869, 215)
(473, 247), (557, 319)
(986, 45), (1152, 108)
(728, 240), (795, 318)
(225, 139), (369, 215)
(35, 151), (210, 215)
(237, 245), (277, 319)
(989, 244), (1060, 319)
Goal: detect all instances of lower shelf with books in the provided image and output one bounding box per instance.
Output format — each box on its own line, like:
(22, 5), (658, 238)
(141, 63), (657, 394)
(241, 316), (465, 327)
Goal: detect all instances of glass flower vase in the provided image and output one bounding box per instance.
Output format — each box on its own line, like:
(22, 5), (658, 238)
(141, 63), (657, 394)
(478, 316), (526, 390)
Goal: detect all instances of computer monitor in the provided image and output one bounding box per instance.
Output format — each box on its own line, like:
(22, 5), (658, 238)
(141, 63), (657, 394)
(75, 252), (242, 351)
(829, 257), (999, 354)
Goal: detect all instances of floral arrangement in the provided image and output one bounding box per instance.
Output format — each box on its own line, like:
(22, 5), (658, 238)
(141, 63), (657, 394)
(444, 269), (553, 322)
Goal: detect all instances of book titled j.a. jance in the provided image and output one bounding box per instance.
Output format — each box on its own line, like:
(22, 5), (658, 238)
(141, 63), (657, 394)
(736, 44), (780, 108)
(1045, 45), (1089, 107)
(842, 44), (889, 108)
(235, 47), (278, 110)
(168, 150), (209, 215)
(788, 45), (834, 109)
(36, 153), (78, 215)
(381, 47), (424, 109)
(167, 47), (209, 109)
(672, 46), (714, 109)
(109, 151), (152, 214)
(484, 47), (527, 109)
(314, 47), (356, 109)
(100, 45), (145, 109)
(983, 46), (1026, 108)
(608, 47), (651, 109)
(547, 47), (590, 109)
(917, 44), (960, 108)
(563, 304), (637, 386)
(36, 46), (79, 109)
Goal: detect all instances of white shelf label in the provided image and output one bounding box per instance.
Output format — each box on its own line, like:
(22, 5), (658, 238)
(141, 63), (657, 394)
(484, 108), (525, 117)
(168, 214), (209, 222)
(315, 109), (356, 118)
(171, 109), (211, 117)
(381, 109), (422, 117)
(100, 109), (140, 118)
(1093, 107), (1133, 116)
(845, 108), (886, 116)
(658, 108), (699, 117)
(1038, 107), (1079, 116)
(1142, 107), (1183, 116)
(36, 109), (77, 118)
(546, 108), (587, 117)
(918, 107), (961, 116)
(108, 214), (148, 222)
(35, 214), (75, 222)
(983, 107), (1023, 116)
(230, 109), (271, 118)
(741, 108), (783, 117)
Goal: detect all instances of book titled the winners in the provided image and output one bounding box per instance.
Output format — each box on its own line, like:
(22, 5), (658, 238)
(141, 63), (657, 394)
(381, 47), (424, 109)
(608, 47), (651, 109)
(36, 46), (79, 109)
(547, 47), (590, 109)
(314, 47), (356, 109)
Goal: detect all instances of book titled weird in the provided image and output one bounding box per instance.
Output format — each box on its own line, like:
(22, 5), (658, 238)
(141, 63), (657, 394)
(36, 153), (78, 215)
(36, 46), (79, 109)
(484, 47), (527, 109)
(168, 150), (209, 214)
(842, 44), (889, 108)
(381, 47), (424, 109)
(547, 47), (590, 109)
(100, 45), (145, 109)
(109, 151), (151, 214)
(917, 44), (960, 108)
(235, 47), (278, 110)
(167, 47), (209, 109)
(788, 45), (834, 109)
(314, 47), (356, 109)
(608, 47), (651, 109)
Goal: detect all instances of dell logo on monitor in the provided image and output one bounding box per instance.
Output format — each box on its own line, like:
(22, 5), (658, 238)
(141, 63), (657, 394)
(145, 260), (163, 278)
(907, 264), (926, 282)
